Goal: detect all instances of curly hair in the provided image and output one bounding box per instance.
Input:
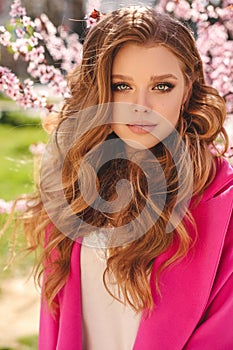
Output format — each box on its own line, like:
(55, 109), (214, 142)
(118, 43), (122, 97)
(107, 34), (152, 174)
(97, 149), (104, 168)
(23, 6), (228, 313)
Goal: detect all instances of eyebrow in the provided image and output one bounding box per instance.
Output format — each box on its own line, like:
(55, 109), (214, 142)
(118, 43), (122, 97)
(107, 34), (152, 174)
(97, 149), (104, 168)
(111, 74), (178, 81)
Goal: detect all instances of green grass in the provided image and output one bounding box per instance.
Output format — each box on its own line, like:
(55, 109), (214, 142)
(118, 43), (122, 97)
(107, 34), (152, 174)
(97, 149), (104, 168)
(0, 214), (36, 279)
(0, 334), (38, 350)
(0, 123), (48, 278)
(0, 124), (48, 200)
(16, 334), (38, 349)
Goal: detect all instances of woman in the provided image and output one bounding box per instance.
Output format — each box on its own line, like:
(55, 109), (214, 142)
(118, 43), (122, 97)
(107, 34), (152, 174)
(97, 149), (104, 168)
(25, 6), (233, 349)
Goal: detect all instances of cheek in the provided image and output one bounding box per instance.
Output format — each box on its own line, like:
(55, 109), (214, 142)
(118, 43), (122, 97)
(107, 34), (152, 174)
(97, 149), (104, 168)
(112, 92), (129, 104)
(156, 93), (183, 125)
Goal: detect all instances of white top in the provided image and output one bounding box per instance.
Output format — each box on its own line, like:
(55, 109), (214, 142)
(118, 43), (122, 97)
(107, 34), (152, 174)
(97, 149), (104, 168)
(81, 236), (141, 350)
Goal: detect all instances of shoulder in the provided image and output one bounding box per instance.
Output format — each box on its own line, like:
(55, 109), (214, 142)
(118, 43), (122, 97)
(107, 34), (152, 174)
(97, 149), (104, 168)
(191, 157), (233, 212)
(202, 157), (233, 201)
(189, 158), (233, 264)
(191, 158), (233, 229)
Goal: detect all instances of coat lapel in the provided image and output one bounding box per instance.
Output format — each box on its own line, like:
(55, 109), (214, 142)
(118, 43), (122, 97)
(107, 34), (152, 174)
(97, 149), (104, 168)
(58, 241), (83, 349)
(133, 185), (233, 349)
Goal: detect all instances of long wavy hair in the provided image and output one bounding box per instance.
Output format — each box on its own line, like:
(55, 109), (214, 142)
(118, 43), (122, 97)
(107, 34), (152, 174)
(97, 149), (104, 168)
(22, 6), (228, 314)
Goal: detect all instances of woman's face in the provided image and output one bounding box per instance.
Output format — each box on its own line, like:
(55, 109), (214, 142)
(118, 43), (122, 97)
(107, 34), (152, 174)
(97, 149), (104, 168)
(111, 43), (188, 149)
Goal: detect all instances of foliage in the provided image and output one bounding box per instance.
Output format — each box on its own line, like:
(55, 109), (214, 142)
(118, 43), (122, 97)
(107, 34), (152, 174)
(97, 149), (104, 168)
(0, 110), (41, 126)
(16, 334), (38, 349)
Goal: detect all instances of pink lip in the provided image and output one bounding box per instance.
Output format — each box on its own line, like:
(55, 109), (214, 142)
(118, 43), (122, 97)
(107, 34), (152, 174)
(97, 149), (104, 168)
(127, 122), (157, 134)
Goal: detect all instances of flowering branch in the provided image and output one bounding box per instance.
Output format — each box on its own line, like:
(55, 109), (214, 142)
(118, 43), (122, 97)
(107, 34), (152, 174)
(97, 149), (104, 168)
(164, 0), (233, 113)
(0, 0), (83, 110)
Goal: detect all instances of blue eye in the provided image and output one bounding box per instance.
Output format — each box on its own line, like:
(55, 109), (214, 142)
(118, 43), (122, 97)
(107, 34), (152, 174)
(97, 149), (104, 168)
(153, 82), (174, 92)
(111, 83), (130, 91)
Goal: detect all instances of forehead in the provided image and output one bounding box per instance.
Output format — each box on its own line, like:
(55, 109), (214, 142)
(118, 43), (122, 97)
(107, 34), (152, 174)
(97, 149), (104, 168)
(112, 43), (185, 77)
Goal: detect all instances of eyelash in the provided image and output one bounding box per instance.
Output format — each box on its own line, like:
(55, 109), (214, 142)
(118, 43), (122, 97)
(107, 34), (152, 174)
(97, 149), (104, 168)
(111, 82), (130, 91)
(111, 82), (175, 92)
(153, 82), (175, 92)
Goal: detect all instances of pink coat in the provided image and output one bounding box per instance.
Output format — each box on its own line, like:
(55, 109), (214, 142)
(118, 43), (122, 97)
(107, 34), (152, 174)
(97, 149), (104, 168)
(39, 159), (233, 349)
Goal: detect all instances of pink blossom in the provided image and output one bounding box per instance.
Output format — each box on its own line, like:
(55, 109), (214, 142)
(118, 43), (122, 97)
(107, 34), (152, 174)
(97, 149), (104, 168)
(225, 95), (233, 114)
(37, 18), (81, 70)
(196, 20), (233, 100)
(40, 14), (57, 35)
(0, 66), (48, 109)
(165, 2), (176, 13)
(9, 0), (26, 18)
(0, 26), (11, 46)
(166, 0), (191, 20)
(0, 0), (78, 107)
(28, 36), (39, 47)
(162, 0), (233, 112)
(29, 142), (46, 155)
(11, 38), (30, 55)
(0, 198), (27, 214)
(15, 199), (27, 212)
(33, 31), (43, 41)
(15, 27), (25, 38)
(26, 46), (45, 64)
(0, 67), (20, 99)
(22, 15), (34, 27)
(0, 199), (13, 214)
(206, 5), (218, 19)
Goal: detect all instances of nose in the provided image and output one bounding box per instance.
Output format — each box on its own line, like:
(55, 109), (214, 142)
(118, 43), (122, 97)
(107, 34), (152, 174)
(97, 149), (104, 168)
(133, 104), (150, 113)
(133, 89), (151, 113)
